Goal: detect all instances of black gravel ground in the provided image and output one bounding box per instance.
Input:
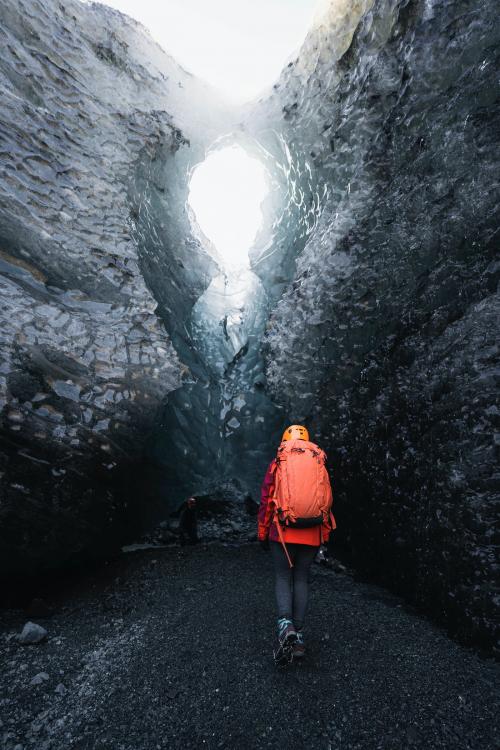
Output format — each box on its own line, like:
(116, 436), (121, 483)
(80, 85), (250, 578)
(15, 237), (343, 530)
(1, 544), (499, 750)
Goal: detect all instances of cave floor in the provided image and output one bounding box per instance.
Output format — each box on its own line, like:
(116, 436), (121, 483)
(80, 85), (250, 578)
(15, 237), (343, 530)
(1, 544), (499, 750)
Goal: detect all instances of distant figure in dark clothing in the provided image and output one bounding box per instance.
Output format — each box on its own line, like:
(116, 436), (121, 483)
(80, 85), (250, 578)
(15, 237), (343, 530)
(179, 497), (199, 545)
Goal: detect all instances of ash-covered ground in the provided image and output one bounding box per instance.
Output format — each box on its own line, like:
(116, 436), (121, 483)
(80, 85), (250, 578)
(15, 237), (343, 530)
(1, 543), (498, 750)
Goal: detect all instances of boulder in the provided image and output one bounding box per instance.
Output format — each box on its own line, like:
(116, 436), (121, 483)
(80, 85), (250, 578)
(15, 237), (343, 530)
(18, 622), (47, 645)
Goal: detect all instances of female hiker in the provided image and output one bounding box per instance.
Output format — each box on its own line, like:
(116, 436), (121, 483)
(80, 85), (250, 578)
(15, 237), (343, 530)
(257, 424), (335, 662)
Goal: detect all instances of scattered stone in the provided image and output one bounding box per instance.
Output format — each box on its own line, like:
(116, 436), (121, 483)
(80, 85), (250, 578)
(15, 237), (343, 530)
(55, 683), (67, 696)
(30, 672), (49, 685)
(18, 622), (47, 644)
(158, 528), (177, 544)
(52, 379), (81, 401)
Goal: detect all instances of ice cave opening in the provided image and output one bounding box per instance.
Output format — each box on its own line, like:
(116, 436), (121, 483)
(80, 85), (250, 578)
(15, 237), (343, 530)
(187, 144), (269, 269)
(146, 136), (302, 512)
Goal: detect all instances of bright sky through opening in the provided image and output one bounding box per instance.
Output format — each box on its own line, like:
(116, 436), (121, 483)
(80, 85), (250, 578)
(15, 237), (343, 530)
(188, 147), (268, 268)
(100, 0), (321, 102)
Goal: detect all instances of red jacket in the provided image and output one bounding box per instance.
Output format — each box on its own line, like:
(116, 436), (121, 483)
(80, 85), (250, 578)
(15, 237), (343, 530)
(257, 459), (335, 546)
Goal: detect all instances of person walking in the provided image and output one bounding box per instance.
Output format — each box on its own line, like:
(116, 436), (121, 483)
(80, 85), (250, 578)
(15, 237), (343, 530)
(258, 424), (335, 662)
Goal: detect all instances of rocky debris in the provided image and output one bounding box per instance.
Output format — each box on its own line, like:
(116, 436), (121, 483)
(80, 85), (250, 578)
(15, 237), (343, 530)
(131, 520), (179, 548)
(128, 483), (258, 550)
(315, 547), (351, 574)
(30, 672), (49, 686)
(194, 490), (257, 544)
(197, 515), (256, 544)
(0, 545), (498, 750)
(17, 622), (47, 645)
(155, 522), (179, 545)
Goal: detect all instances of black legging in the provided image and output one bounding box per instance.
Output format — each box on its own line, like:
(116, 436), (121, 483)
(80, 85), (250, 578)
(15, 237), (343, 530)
(270, 541), (318, 630)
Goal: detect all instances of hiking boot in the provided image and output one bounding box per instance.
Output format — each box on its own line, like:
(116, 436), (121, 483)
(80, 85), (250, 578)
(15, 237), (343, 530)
(292, 630), (306, 658)
(277, 617), (297, 645)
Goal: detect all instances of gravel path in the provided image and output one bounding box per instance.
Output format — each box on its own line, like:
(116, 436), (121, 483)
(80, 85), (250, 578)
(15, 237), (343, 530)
(1, 544), (499, 750)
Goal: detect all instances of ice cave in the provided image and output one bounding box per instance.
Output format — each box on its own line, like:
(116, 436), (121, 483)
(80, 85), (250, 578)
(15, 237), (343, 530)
(0, 0), (498, 680)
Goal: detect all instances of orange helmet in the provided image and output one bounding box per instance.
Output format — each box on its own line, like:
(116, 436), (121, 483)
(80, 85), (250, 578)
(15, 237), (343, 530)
(282, 424), (309, 442)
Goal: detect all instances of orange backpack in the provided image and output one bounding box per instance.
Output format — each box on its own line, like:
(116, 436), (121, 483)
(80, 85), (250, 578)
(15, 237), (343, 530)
(271, 439), (335, 566)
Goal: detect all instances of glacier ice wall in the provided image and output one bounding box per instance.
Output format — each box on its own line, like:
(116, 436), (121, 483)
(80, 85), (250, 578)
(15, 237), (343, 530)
(247, 0), (499, 650)
(0, 0), (228, 575)
(0, 0), (498, 653)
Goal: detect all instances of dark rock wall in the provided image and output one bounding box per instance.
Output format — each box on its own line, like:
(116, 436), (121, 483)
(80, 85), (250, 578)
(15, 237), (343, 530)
(250, 0), (499, 651)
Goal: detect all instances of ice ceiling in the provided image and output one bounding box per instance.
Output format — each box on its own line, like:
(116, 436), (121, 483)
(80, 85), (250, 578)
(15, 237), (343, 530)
(188, 146), (269, 268)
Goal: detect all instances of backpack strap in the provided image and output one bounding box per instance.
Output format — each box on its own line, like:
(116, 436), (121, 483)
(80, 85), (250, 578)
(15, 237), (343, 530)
(330, 509), (337, 530)
(274, 510), (293, 568)
(274, 447), (297, 524)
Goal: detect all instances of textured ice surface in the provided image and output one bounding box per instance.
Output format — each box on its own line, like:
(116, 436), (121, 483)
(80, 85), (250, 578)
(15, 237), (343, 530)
(0, 0), (228, 574)
(0, 0), (498, 652)
(246, 0), (500, 650)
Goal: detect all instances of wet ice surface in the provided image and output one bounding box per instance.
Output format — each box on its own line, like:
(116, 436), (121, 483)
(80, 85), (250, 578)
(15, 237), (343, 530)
(1, 545), (499, 750)
(192, 270), (266, 375)
(188, 268), (285, 495)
